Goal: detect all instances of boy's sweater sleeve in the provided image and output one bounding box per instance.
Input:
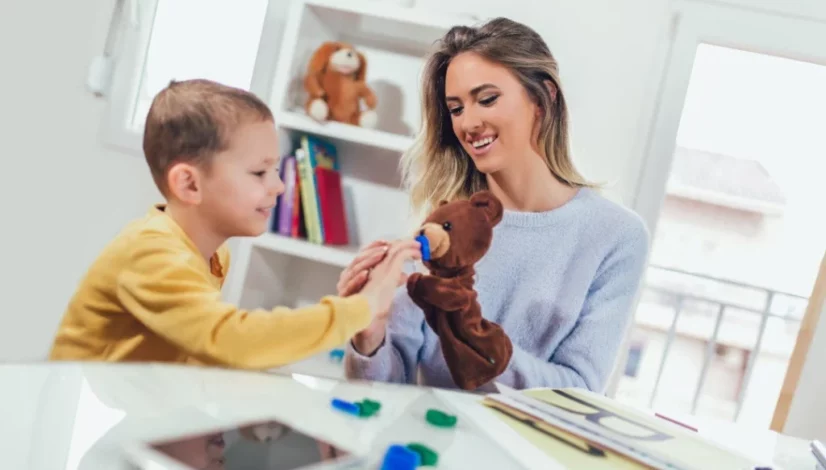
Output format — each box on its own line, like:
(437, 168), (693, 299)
(344, 287), (425, 384)
(495, 224), (650, 392)
(116, 236), (372, 369)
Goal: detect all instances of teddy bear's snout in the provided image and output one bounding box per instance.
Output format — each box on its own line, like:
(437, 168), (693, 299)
(418, 223), (451, 259)
(329, 49), (360, 74)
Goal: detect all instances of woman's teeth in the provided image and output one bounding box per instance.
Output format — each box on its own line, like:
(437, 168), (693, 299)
(471, 136), (496, 148)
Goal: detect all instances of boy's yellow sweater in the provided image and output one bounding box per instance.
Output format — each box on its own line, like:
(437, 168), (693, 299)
(49, 205), (371, 369)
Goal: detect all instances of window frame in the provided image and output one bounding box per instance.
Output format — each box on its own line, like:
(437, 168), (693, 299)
(619, 0), (826, 423)
(98, 0), (284, 156)
(630, 0), (826, 239)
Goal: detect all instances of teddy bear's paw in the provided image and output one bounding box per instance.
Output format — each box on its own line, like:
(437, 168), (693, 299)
(308, 99), (329, 122)
(359, 109), (378, 128)
(406, 272), (423, 296)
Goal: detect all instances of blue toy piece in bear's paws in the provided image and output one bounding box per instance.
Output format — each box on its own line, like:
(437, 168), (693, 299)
(415, 235), (431, 261)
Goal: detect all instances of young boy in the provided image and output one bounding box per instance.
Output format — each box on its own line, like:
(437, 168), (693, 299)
(49, 79), (420, 369)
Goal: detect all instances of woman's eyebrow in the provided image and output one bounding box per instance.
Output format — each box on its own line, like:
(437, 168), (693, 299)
(445, 83), (499, 101)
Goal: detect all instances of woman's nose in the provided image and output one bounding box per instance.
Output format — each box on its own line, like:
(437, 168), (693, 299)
(461, 113), (482, 133)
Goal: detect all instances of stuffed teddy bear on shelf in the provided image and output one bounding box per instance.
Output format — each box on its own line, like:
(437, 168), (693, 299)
(407, 190), (514, 391)
(303, 41), (378, 128)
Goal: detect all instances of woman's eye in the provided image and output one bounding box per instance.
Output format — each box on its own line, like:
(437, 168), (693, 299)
(448, 106), (463, 116)
(442, 222), (452, 231)
(252, 171), (266, 177)
(479, 95), (499, 106)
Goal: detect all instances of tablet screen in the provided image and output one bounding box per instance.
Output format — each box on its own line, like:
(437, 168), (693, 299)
(148, 420), (354, 470)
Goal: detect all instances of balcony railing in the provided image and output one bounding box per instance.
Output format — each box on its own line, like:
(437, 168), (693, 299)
(629, 264), (808, 420)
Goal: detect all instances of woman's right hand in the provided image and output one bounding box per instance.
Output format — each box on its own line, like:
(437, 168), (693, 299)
(336, 240), (391, 297)
(339, 239), (420, 356)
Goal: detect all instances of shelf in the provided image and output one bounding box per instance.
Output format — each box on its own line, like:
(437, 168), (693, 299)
(303, 0), (477, 39)
(269, 0), (477, 139)
(251, 232), (358, 268)
(277, 110), (414, 153)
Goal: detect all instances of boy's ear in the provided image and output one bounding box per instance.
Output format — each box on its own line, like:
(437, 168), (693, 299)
(167, 162), (202, 204)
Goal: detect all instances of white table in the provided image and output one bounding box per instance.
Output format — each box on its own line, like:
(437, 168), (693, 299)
(0, 362), (815, 469)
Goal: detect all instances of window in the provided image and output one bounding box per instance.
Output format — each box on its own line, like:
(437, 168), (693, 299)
(101, 0), (273, 152)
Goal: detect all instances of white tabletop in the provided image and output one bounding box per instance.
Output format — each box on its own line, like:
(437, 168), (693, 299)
(0, 362), (815, 469)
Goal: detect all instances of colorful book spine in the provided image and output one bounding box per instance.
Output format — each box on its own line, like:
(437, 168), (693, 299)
(301, 135), (337, 242)
(276, 155), (296, 236)
(277, 133), (350, 246)
(301, 135), (345, 243)
(291, 165), (302, 238)
(315, 166), (349, 245)
(295, 148), (323, 244)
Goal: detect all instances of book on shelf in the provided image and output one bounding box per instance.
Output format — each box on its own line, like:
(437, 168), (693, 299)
(269, 134), (349, 247)
(272, 155), (296, 236)
(482, 385), (771, 470)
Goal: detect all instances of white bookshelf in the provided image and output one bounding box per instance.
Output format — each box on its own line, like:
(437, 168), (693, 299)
(251, 233), (357, 269)
(221, 0), (473, 377)
(277, 110), (414, 153)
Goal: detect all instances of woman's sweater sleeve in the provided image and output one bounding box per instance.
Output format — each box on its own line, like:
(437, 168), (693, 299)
(344, 287), (426, 384)
(495, 222), (650, 391)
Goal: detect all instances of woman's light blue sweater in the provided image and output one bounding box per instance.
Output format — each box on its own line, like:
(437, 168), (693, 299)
(346, 188), (650, 392)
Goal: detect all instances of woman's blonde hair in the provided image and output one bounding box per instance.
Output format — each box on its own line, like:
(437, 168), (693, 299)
(401, 17), (595, 220)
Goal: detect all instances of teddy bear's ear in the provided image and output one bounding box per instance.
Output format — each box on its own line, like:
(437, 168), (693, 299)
(308, 42), (339, 76)
(470, 190), (503, 226)
(355, 51), (368, 82)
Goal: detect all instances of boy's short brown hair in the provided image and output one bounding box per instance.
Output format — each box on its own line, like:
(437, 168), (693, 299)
(142, 79), (274, 195)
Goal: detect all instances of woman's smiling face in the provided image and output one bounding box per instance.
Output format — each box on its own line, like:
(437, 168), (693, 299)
(444, 51), (540, 175)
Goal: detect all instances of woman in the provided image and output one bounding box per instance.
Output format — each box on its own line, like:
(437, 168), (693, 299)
(339, 17), (650, 392)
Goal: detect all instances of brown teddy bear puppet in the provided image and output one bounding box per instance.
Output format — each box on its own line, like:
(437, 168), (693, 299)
(407, 190), (513, 390)
(303, 41), (378, 128)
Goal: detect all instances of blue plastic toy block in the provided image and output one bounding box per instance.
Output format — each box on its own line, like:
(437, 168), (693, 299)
(380, 444), (421, 470)
(328, 348), (345, 362)
(331, 398), (360, 416)
(415, 235), (431, 261)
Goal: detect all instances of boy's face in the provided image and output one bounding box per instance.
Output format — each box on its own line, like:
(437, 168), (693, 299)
(199, 119), (285, 238)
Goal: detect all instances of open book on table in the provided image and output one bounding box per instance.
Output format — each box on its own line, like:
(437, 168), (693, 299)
(482, 384), (778, 470)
